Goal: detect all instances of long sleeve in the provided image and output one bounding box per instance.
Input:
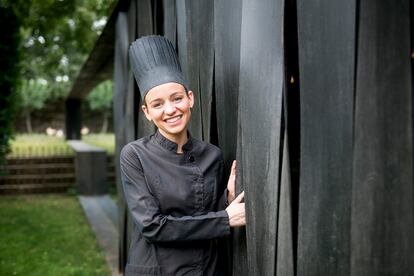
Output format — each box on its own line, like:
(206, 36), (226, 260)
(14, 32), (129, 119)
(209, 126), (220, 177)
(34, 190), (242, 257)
(120, 144), (230, 243)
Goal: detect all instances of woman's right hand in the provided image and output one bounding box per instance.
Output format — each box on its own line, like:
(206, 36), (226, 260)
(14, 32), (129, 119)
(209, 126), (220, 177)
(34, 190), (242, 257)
(225, 191), (246, 227)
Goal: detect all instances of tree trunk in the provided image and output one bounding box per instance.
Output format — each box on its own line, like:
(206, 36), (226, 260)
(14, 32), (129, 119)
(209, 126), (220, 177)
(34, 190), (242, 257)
(25, 111), (32, 133)
(101, 111), (108, 133)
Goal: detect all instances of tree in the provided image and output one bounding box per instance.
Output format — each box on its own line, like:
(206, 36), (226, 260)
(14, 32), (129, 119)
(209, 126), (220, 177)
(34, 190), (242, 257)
(86, 80), (113, 133)
(18, 79), (51, 133)
(19, 0), (116, 100)
(0, 3), (21, 168)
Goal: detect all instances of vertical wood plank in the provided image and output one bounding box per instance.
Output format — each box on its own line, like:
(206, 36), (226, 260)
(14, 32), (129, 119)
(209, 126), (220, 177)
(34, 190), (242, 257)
(214, 0), (242, 169)
(351, 1), (414, 274)
(162, 0), (176, 46)
(238, 0), (285, 274)
(136, 0), (156, 139)
(276, 131), (294, 275)
(194, 0), (214, 142)
(214, 1), (243, 274)
(296, 1), (355, 275)
(176, 0), (203, 139)
(113, 9), (133, 273)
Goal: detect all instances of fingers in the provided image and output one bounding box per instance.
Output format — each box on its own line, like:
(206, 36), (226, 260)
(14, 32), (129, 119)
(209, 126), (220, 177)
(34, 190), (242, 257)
(233, 191), (245, 203)
(231, 160), (237, 175)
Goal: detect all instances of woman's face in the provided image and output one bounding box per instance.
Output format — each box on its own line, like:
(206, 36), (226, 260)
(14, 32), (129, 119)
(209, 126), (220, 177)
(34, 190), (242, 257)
(142, 82), (194, 142)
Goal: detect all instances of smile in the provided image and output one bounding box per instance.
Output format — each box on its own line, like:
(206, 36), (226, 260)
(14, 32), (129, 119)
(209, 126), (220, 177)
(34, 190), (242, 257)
(164, 115), (182, 124)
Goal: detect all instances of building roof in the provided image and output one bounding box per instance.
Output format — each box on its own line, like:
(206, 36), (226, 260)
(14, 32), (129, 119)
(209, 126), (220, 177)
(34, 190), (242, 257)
(66, 2), (123, 100)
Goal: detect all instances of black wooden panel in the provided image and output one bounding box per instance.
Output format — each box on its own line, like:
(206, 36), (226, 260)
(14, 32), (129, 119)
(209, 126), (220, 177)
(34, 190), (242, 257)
(65, 99), (82, 140)
(162, 0), (176, 46)
(276, 131), (294, 275)
(296, 1), (355, 275)
(113, 10), (132, 273)
(125, 0), (138, 143)
(193, 0), (214, 142)
(175, 0), (203, 139)
(351, 1), (414, 274)
(214, 1), (243, 275)
(237, 0), (285, 274)
(214, 0), (242, 169)
(136, 0), (156, 139)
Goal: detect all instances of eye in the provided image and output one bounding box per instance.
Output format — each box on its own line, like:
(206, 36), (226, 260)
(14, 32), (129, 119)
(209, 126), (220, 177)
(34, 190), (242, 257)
(151, 102), (162, 109)
(173, 96), (183, 102)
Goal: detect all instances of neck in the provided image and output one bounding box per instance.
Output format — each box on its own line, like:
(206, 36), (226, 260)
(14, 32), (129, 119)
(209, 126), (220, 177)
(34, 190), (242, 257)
(159, 129), (188, 153)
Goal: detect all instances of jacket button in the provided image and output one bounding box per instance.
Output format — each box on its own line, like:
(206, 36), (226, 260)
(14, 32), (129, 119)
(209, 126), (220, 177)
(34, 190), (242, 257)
(188, 155), (195, 162)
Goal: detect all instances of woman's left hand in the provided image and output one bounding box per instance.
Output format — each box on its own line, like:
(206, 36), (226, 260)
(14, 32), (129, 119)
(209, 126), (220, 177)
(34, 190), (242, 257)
(227, 160), (236, 204)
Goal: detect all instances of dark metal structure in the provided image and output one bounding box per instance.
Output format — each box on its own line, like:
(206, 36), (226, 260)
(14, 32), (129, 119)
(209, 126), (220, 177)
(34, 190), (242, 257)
(68, 0), (414, 274)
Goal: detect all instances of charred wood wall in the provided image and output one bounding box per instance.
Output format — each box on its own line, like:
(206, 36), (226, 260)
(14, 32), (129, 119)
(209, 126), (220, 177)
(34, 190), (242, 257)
(113, 0), (414, 274)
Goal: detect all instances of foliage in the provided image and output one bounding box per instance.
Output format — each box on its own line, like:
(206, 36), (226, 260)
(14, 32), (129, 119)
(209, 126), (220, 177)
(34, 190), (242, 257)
(82, 133), (114, 155)
(87, 80), (113, 111)
(0, 4), (21, 169)
(0, 195), (111, 276)
(8, 134), (74, 157)
(19, 79), (51, 132)
(17, 0), (116, 99)
(87, 80), (114, 133)
(19, 79), (51, 110)
(0, 0), (115, 164)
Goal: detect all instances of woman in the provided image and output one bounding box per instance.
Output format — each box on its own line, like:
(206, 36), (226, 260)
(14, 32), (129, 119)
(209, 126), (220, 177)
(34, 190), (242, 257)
(120, 35), (245, 275)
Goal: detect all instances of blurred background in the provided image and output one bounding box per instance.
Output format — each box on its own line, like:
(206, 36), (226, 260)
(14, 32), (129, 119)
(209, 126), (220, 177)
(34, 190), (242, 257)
(0, 1), (118, 275)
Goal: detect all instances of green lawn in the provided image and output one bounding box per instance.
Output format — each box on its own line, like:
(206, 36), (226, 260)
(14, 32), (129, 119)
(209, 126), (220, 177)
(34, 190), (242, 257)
(0, 195), (111, 276)
(82, 133), (115, 155)
(7, 133), (115, 157)
(8, 134), (74, 157)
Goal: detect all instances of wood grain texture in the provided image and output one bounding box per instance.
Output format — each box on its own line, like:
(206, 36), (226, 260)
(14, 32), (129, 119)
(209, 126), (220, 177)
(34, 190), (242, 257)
(296, 1), (355, 275)
(237, 0), (285, 274)
(351, 1), (414, 274)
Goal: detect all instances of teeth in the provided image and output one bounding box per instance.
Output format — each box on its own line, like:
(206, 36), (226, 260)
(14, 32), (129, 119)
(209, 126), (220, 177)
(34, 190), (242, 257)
(165, 115), (181, 123)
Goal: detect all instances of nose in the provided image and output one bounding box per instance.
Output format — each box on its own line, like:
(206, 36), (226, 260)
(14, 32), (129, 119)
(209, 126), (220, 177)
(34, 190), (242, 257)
(164, 101), (176, 115)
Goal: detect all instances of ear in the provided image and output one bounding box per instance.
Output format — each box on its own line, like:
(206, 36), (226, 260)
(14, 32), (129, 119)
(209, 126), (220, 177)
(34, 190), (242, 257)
(187, 90), (195, 108)
(141, 105), (152, 121)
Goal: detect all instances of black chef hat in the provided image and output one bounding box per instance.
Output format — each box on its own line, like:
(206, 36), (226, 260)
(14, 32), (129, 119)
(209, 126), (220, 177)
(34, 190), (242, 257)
(129, 35), (188, 100)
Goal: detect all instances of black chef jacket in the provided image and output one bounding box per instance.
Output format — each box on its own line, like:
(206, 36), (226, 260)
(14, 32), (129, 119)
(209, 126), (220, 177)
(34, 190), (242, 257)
(120, 130), (230, 276)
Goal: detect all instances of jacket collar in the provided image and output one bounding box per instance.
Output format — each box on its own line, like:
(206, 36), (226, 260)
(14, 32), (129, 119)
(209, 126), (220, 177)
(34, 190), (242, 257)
(153, 130), (193, 153)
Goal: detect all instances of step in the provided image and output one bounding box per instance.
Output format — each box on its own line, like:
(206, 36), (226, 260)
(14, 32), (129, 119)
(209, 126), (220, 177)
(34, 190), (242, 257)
(2, 164), (75, 175)
(0, 173), (75, 180)
(5, 157), (75, 165)
(0, 174), (76, 185)
(0, 183), (73, 195)
(3, 163), (75, 170)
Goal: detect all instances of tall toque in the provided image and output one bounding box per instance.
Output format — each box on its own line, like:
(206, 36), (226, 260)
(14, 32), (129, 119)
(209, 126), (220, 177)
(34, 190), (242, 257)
(129, 35), (188, 100)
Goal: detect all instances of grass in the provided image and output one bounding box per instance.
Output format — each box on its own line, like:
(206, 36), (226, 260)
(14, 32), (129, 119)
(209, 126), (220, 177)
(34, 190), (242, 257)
(0, 194), (111, 276)
(7, 133), (115, 157)
(82, 133), (115, 155)
(8, 134), (74, 157)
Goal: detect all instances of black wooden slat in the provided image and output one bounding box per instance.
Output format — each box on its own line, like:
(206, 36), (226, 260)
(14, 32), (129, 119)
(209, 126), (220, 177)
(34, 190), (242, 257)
(237, 0), (285, 274)
(162, 0), (176, 46)
(193, 0), (214, 142)
(136, 0), (156, 139)
(214, 1), (244, 274)
(175, 0), (203, 139)
(113, 9), (132, 272)
(296, 1), (356, 275)
(351, 1), (414, 274)
(276, 131), (294, 275)
(125, 0), (138, 143)
(214, 0), (242, 169)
